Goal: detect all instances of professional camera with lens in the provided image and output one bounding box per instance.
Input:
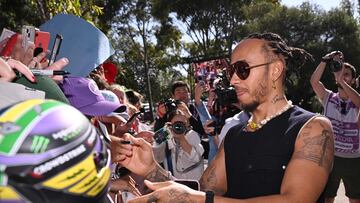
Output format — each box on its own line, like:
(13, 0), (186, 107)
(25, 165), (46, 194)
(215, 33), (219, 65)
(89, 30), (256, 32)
(160, 98), (181, 114)
(328, 59), (343, 72)
(209, 73), (240, 136)
(213, 74), (238, 107)
(323, 51), (344, 72)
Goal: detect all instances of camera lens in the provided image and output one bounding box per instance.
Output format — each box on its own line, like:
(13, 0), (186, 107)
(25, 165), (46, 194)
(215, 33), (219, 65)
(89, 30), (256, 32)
(329, 60), (342, 72)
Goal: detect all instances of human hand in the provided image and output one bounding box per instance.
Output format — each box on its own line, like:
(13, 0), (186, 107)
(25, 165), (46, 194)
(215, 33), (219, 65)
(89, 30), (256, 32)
(0, 57), (35, 82)
(176, 102), (192, 119)
(113, 134), (157, 177)
(136, 131), (154, 145)
(322, 51), (343, 63)
(45, 57), (69, 82)
(128, 180), (204, 203)
(110, 175), (142, 197)
(194, 81), (206, 103)
(11, 34), (48, 68)
(203, 120), (215, 135)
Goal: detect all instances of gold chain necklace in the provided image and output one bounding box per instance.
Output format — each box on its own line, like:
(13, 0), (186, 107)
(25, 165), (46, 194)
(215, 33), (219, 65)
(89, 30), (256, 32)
(247, 101), (294, 131)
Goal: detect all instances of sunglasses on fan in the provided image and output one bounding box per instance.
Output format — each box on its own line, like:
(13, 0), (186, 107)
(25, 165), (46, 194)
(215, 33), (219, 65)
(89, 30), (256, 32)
(227, 60), (273, 80)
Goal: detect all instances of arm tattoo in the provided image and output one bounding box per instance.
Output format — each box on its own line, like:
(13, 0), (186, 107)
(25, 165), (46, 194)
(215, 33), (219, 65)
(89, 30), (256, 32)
(200, 164), (225, 195)
(293, 120), (334, 172)
(145, 164), (174, 182)
(146, 189), (196, 203)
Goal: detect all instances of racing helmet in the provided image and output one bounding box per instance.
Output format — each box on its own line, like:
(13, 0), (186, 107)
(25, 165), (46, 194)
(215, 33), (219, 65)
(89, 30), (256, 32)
(0, 99), (111, 203)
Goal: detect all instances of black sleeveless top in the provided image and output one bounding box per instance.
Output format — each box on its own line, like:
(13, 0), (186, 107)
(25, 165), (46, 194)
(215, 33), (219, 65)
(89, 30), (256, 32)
(224, 106), (325, 203)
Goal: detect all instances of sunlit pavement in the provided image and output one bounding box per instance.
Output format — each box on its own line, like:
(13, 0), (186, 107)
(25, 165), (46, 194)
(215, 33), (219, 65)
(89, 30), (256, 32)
(335, 181), (347, 203)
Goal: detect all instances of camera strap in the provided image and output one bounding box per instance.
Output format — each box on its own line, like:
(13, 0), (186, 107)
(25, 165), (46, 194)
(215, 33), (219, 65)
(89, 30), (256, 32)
(165, 142), (174, 174)
(174, 143), (203, 174)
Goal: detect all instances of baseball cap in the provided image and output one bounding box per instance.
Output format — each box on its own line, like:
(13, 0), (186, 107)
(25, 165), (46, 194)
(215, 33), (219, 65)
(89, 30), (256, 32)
(59, 76), (126, 116)
(0, 81), (45, 109)
(100, 89), (120, 104)
(13, 76), (69, 104)
(100, 89), (129, 121)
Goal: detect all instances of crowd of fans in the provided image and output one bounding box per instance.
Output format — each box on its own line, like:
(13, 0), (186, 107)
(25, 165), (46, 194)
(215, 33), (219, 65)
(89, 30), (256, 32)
(1, 14), (359, 203)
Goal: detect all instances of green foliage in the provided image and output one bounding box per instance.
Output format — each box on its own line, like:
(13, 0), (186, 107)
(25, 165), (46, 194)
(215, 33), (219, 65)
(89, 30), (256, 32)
(3, 0), (360, 114)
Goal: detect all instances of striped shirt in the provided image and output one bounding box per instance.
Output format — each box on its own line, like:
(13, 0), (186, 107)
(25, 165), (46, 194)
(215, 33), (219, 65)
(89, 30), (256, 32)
(323, 91), (360, 158)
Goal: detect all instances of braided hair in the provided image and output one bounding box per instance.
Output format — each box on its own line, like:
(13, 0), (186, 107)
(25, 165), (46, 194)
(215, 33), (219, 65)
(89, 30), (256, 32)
(246, 32), (313, 70)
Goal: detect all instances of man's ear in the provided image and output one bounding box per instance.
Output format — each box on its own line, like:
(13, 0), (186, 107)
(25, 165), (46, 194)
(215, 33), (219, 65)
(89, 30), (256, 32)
(271, 60), (284, 81)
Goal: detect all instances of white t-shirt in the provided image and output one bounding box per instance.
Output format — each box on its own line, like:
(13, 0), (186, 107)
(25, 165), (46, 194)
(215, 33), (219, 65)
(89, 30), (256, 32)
(153, 130), (204, 180)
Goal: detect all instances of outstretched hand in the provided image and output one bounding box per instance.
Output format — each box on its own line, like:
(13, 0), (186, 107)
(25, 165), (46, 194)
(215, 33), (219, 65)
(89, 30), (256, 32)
(113, 134), (157, 177)
(128, 180), (204, 203)
(0, 57), (35, 82)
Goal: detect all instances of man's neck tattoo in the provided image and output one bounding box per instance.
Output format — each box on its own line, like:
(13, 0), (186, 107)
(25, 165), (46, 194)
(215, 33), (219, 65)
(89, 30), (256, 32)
(271, 95), (285, 104)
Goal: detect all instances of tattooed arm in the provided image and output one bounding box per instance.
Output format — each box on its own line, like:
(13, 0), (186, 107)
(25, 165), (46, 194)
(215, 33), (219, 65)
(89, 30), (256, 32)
(199, 141), (227, 195)
(278, 116), (334, 202)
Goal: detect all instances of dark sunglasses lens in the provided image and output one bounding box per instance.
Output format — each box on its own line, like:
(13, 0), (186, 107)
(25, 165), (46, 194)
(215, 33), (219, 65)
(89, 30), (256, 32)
(227, 61), (249, 80)
(236, 61), (250, 80)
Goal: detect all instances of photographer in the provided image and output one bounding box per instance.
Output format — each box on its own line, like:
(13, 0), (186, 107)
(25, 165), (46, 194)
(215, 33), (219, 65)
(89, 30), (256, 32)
(154, 81), (205, 137)
(310, 51), (360, 203)
(154, 109), (204, 180)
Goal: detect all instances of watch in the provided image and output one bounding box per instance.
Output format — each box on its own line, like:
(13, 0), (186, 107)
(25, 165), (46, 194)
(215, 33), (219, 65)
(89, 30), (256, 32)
(205, 191), (214, 203)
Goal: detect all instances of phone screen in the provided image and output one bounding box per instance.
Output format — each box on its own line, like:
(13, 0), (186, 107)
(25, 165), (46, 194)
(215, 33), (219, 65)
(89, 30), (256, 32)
(174, 179), (200, 190)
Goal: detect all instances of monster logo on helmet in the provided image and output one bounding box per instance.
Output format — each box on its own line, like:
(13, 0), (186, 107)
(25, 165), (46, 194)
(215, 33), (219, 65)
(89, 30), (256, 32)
(0, 99), (111, 203)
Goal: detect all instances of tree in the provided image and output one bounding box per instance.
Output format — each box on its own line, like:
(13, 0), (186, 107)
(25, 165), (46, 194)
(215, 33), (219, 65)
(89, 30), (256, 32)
(110, 0), (183, 121)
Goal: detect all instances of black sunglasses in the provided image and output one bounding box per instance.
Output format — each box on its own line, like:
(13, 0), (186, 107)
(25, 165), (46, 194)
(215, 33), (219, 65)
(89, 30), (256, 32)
(227, 60), (273, 80)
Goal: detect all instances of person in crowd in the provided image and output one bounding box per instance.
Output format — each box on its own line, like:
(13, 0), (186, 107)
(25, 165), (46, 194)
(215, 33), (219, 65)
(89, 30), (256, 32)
(154, 81), (206, 137)
(154, 109), (204, 180)
(115, 32), (334, 203)
(311, 51), (360, 203)
(194, 80), (218, 163)
(109, 84), (129, 105)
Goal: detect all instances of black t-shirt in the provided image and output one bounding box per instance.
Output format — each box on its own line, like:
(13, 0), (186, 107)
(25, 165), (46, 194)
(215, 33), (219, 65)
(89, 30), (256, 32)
(224, 106), (325, 203)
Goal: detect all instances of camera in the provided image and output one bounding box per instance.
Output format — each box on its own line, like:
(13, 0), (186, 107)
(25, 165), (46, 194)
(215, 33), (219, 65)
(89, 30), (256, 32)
(160, 98), (181, 114)
(329, 59), (343, 72)
(323, 51), (343, 72)
(213, 74), (238, 107)
(170, 121), (188, 135)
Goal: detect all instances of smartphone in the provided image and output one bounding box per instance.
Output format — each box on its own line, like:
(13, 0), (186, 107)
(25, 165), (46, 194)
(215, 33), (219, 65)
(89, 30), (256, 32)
(121, 191), (136, 203)
(153, 127), (170, 145)
(48, 34), (63, 66)
(22, 25), (35, 51)
(126, 111), (141, 125)
(33, 30), (50, 57)
(174, 179), (200, 190)
(0, 33), (18, 56)
(0, 28), (15, 40)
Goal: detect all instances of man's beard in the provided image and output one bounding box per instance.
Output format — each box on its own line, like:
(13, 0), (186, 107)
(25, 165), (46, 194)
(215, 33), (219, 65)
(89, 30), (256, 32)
(240, 100), (260, 112)
(239, 76), (267, 113)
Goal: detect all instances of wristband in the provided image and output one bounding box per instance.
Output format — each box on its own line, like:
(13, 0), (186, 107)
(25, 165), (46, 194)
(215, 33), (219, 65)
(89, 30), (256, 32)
(205, 191), (214, 203)
(321, 57), (330, 63)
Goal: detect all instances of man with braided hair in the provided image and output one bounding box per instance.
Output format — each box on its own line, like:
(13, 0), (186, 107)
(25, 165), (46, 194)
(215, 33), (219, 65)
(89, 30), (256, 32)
(116, 32), (334, 203)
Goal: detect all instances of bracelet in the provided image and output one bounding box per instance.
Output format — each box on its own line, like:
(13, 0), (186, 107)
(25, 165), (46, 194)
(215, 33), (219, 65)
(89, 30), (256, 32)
(205, 191), (214, 203)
